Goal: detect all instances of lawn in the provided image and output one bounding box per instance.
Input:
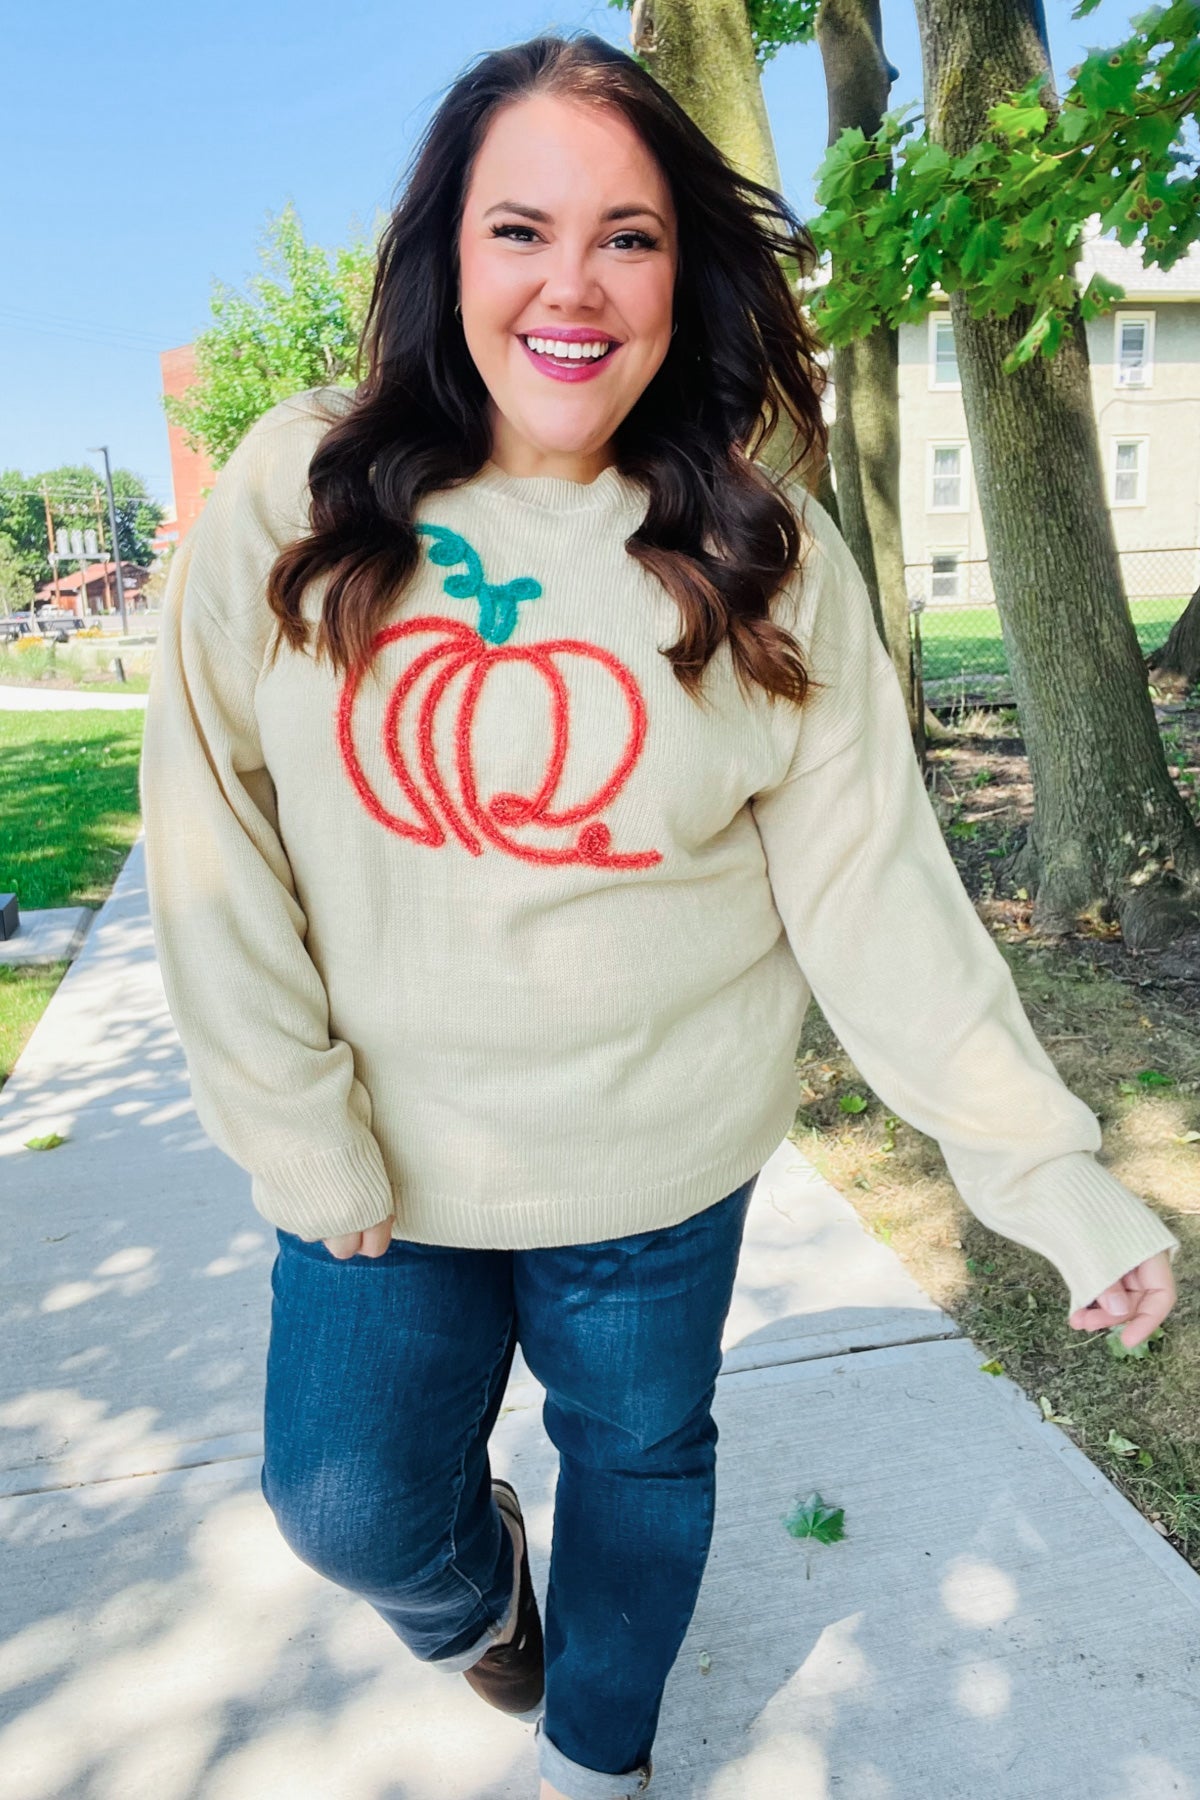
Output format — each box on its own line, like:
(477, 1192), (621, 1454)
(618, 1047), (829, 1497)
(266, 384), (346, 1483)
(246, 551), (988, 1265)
(0, 708), (145, 1089)
(919, 595), (1187, 684)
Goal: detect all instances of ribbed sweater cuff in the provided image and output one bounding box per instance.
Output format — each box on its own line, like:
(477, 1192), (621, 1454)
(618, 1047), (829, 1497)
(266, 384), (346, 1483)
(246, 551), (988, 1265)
(976, 1151), (1182, 1316)
(249, 1133), (396, 1241)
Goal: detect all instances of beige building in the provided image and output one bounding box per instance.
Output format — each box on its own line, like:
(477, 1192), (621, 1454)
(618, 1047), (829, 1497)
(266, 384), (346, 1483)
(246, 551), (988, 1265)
(886, 225), (1200, 609)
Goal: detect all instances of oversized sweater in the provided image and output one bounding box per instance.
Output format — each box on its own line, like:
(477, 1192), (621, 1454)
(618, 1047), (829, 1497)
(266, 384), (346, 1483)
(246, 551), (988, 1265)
(138, 386), (1181, 1316)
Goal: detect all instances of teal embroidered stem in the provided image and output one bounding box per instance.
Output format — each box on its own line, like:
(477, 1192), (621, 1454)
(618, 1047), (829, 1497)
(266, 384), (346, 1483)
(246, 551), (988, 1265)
(415, 522), (542, 645)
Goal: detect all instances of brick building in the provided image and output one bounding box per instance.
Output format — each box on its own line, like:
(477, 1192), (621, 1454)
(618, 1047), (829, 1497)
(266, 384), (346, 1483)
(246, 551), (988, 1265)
(154, 343), (217, 555)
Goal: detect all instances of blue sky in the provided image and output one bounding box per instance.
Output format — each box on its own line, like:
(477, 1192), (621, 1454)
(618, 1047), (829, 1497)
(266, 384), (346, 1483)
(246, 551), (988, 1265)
(1, 0), (1138, 511)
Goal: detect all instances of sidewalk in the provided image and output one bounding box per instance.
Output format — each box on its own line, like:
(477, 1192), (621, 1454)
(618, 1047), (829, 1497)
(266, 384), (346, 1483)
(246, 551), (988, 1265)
(1, 834), (1198, 1799)
(0, 683), (147, 711)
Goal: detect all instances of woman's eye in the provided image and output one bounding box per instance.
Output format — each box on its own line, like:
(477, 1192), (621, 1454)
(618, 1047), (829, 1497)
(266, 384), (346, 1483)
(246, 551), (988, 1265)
(488, 224), (658, 250)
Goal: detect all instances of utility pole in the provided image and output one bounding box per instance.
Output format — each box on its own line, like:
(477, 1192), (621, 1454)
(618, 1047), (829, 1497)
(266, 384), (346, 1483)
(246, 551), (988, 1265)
(40, 481), (63, 607)
(93, 486), (114, 611)
(87, 445), (127, 635)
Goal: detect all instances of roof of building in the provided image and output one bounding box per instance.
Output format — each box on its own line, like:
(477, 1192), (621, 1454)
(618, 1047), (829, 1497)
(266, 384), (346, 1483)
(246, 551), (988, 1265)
(1077, 218), (1200, 297)
(35, 561), (150, 599)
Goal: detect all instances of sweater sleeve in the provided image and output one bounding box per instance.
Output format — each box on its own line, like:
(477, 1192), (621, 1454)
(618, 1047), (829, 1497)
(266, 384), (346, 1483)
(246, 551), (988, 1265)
(138, 398), (396, 1241)
(750, 497), (1181, 1317)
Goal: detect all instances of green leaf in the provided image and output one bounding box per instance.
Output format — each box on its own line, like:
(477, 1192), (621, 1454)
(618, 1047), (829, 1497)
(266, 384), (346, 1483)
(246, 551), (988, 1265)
(839, 1093), (868, 1114)
(1079, 271), (1126, 318)
(1071, 0), (1103, 15)
(1135, 1068), (1175, 1087)
(979, 1358), (1004, 1375)
(1002, 309), (1058, 371)
(910, 143), (952, 180)
(990, 99), (1049, 142)
(784, 1491), (846, 1544)
(24, 1131), (67, 1151)
(1105, 1324), (1164, 1360)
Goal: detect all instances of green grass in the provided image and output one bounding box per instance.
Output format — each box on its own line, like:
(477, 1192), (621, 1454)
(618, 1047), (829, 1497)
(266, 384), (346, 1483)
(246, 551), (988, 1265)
(0, 709), (145, 1089)
(0, 964), (70, 1088)
(920, 596), (1189, 684)
(0, 709), (145, 910)
(0, 638), (152, 693)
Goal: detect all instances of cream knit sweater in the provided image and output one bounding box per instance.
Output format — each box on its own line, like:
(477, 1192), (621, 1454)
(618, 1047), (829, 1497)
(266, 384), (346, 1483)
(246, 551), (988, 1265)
(138, 387), (1181, 1315)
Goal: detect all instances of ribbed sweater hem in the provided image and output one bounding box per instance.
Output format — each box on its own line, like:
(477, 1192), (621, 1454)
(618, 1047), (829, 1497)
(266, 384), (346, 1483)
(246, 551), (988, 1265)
(966, 1150), (1182, 1317)
(250, 1132), (396, 1240)
(249, 1091), (800, 1249)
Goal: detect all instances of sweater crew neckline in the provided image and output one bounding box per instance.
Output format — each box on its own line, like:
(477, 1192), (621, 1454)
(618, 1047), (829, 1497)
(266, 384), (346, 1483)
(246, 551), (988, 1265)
(472, 457), (648, 516)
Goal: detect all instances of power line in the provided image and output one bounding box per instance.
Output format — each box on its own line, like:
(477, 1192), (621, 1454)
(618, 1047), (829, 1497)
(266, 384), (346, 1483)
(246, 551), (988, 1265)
(0, 305), (192, 355)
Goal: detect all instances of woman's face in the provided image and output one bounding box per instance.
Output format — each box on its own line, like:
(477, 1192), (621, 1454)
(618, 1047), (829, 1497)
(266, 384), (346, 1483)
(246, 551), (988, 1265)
(457, 92), (679, 482)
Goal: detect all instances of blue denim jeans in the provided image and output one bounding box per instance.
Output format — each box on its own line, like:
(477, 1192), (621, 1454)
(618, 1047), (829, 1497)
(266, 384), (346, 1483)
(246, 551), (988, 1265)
(259, 1172), (759, 1800)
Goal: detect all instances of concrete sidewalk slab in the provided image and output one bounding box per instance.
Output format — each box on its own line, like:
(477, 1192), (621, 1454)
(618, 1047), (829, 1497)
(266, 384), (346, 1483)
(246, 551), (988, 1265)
(5, 1342), (1198, 1798)
(0, 685), (147, 710)
(2, 834), (1198, 1796)
(0, 907), (94, 967)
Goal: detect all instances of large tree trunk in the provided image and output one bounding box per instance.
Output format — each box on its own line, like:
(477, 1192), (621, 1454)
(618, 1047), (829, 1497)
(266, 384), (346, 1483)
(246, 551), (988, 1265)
(630, 0), (779, 191)
(815, 0), (924, 752)
(914, 0), (1200, 946)
(630, 1), (830, 494)
(1147, 583), (1200, 699)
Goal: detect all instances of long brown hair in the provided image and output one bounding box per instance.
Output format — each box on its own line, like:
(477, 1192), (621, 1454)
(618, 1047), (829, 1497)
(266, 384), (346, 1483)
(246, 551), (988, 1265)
(267, 30), (828, 709)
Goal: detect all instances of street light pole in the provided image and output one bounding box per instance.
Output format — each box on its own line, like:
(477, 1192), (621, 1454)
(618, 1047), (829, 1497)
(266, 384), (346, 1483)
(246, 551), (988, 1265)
(87, 445), (127, 635)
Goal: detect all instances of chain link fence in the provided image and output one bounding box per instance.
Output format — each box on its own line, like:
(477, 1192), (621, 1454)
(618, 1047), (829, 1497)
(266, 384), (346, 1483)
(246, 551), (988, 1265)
(906, 545), (1199, 701)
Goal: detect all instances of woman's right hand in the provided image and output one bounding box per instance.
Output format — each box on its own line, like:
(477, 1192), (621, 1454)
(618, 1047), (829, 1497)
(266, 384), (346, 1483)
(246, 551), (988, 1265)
(322, 1218), (394, 1259)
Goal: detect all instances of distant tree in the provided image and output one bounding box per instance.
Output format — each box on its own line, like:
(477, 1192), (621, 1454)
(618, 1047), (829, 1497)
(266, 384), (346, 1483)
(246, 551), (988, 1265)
(0, 467), (161, 587)
(0, 537), (34, 615)
(165, 201), (379, 468)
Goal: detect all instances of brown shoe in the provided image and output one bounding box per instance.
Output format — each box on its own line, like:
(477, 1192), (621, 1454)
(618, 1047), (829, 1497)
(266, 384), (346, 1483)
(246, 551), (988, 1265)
(462, 1478), (545, 1718)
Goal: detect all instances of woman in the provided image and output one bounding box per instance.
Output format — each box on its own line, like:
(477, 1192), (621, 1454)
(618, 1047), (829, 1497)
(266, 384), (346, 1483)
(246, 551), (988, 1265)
(139, 31), (1180, 1800)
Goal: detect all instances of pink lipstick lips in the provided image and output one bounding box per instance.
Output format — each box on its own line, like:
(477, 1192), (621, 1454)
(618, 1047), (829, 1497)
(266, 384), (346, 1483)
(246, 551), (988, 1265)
(518, 334), (621, 383)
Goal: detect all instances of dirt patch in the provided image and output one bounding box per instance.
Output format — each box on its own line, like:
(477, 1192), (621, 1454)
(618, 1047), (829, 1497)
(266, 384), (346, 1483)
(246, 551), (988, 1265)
(791, 696), (1200, 1568)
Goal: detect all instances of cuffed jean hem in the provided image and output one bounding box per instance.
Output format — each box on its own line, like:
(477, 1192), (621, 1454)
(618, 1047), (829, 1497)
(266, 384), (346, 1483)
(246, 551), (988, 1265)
(535, 1718), (652, 1798)
(425, 1553), (524, 1675)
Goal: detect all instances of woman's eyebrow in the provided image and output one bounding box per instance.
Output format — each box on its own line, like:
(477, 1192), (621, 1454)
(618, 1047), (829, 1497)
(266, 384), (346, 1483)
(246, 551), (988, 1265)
(482, 200), (668, 229)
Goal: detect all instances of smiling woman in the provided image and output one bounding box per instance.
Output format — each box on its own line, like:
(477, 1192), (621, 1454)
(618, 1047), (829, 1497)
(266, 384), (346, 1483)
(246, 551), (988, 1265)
(137, 27), (1181, 1800)
(265, 32), (828, 706)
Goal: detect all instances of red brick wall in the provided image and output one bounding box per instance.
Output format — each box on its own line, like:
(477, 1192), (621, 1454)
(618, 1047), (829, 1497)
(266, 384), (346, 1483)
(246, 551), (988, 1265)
(160, 344), (217, 540)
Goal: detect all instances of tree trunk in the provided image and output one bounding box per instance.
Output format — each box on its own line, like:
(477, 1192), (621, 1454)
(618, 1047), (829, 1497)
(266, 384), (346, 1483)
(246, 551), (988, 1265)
(815, 0), (924, 752)
(1147, 583), (1200, 699)
(630, 6), (830, 503)
(631, 0), (780, 191)
(914, 0), (1200, 945)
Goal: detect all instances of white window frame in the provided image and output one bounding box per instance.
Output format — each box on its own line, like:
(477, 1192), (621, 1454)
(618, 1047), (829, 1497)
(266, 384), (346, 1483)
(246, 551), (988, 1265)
(927, 313), (960, 390)
(1113, 311), (1155, 389)
(1110, 435), (1149, 507)
(927, 440), (971, 513)
(929, 550), (963, 602)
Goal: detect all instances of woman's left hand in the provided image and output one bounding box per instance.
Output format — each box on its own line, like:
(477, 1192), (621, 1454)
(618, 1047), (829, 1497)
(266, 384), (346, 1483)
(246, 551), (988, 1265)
(1068, 1250), (1177, 1348)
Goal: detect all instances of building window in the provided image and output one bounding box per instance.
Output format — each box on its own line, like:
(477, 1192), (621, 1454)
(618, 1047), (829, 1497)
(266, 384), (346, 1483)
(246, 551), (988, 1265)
(1111, 437), (1148, 506)
(930, 552), (962, 601)
(1114, 312), (1154, 388)
(928, 442), (969, 511)
(928, 314), (960, 388)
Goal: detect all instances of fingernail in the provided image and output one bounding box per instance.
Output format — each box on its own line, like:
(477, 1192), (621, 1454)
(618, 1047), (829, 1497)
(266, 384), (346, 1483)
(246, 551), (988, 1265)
(1111, 1297), (1129, 1315)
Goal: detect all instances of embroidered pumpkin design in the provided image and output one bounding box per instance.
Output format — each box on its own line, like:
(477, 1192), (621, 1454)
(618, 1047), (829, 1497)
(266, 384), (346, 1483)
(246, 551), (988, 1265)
(336, 523), (662, 869)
